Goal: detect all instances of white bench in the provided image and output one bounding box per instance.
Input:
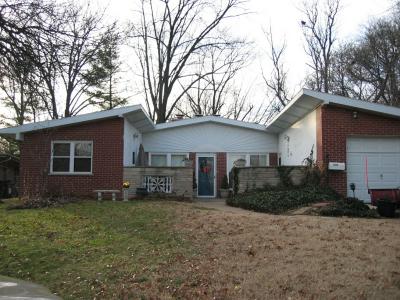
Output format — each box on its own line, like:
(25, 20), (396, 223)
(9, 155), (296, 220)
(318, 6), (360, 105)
(93, 190), (120, 201)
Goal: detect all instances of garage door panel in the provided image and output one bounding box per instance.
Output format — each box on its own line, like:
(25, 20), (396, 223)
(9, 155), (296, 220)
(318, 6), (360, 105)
(346, 153), (363, 166)
(347, 137), (400, 153)
(347, 137), (400, 202)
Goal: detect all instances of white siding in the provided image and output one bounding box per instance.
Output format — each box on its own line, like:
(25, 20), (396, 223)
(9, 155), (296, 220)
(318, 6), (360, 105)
(142, 122), (278, 153)
(278, 109), (317, 166)
(123, 119), (142, 166)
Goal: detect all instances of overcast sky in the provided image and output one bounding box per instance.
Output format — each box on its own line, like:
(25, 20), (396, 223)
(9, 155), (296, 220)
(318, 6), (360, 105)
(97, 0), (394, 108)
(1, 0), (393, 123)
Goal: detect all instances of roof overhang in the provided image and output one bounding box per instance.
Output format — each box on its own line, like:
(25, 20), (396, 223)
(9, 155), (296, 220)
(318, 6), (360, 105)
(266, 89), (400, 133)
(124, 109), (155, 132)
(154, 115), (268, 132)
(0, 105), (155, 140)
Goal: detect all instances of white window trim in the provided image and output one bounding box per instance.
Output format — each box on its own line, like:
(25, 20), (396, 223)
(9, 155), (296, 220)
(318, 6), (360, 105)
(50, 140), (93, 175)
(248, 153), (270, 167)
(149, 152), (189, 167)
(226, 153), (270, 178)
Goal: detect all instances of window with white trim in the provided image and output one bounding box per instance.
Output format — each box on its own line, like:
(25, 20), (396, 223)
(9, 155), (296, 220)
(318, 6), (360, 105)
(149, 153), (189, 167)
(51, 141), (92, 174)
(171, 154), (187, 167)
(249, 154), (268, 167)
(150, 154), (167, 167)
(227, 153), (270, 173)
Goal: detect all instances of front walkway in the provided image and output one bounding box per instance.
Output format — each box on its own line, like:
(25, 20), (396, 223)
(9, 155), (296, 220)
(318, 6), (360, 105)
(193, 198), (252, 213)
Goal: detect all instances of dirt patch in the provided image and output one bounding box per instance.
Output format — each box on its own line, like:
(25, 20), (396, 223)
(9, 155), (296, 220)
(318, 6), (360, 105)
(139, 204), (400, 299)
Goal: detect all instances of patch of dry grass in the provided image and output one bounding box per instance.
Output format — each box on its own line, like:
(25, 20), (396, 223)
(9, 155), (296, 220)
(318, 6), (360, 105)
(147, 204), (400, 299)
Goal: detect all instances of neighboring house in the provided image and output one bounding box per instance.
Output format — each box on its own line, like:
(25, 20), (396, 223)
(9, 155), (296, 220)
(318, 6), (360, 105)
(0, 154), (19, 198)
(0, 89), (399, 202)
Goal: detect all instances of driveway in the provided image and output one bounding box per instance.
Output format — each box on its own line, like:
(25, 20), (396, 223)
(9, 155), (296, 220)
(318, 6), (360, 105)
(0, 275), (60, 300)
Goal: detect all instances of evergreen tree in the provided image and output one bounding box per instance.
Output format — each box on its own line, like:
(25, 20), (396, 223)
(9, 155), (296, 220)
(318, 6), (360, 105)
(85, 27), (127, 110)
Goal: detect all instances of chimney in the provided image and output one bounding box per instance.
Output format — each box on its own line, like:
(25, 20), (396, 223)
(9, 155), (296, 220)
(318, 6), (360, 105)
(195, 114), (203, 117)
(175, 114), (184, 120)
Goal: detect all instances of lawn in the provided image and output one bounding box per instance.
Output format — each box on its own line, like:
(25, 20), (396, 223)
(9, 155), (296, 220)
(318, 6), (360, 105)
(0, 200), (194, 299)
(1, 199), (400, 299)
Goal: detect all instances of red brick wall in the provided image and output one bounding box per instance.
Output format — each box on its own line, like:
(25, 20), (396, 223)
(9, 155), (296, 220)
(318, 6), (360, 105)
(216, 152), (227, 193)
(19, 118), (124, 198)
(189, 152), (196, 167)
(269, 153), (278, 166)
(317, 105), (400, 195)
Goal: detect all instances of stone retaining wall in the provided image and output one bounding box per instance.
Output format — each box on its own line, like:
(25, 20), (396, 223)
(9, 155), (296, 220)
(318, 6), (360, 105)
(235, 166), (305, 193)
(123, 167), (193, 199)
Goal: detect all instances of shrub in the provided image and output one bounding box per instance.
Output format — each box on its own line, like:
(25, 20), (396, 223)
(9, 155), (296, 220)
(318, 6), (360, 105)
(221, 175), (229, 189)
(7, 195), (81, 210)
(231, 167), (240, 195)
(319, 198), (379, 218)
(227, 185), (339, 214)
(277, 166), (294, 187)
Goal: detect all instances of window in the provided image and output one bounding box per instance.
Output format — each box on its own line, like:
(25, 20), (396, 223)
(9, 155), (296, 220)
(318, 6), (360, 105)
(150, 154), (167, 166)
(250, 154), (268, 167)
(149, 153), (189, 167)
(51, 141), (92, 174)
(228, 153), (269, 173)
(171, 154), (187, 167)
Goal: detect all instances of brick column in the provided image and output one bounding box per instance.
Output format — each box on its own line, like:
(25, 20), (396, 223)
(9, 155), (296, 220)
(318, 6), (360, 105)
(216, 152), (227, 193)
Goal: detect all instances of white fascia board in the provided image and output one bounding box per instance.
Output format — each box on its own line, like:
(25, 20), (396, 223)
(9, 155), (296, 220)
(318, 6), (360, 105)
(303, 89), (400, 118)
(266, 89), (400, 133)
(0, 104), (154, 137)
(154, 116), (267, 132)
(265, 89), (307, 128)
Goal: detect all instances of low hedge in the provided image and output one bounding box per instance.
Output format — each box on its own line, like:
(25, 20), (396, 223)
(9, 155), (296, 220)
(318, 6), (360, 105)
(319, 198), (379, 218)
(227, 186), (339, 214)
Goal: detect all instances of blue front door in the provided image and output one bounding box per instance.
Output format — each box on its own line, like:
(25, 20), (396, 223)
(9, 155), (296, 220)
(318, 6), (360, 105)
(198, 156), (215, 197)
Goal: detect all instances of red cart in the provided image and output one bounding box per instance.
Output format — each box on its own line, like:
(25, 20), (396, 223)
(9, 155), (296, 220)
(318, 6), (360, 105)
(369, 189), (400, 206)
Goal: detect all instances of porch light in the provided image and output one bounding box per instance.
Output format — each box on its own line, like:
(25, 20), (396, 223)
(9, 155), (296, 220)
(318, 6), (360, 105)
(353, 111), (358, 119)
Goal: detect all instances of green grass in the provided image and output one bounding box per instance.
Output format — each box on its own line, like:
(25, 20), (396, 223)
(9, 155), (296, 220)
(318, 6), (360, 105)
(0, 200), (192, 299)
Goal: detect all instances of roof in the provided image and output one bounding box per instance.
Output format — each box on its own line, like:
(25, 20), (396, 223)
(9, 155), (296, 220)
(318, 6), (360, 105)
(0, 105), (155, 139)
(1, 89), (399, 138)
(154, 115), (268, 132)
(266, 89), (400, 133)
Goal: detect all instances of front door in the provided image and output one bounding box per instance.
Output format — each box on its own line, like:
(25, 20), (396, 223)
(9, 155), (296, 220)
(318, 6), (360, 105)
(197, 155), (216, 197)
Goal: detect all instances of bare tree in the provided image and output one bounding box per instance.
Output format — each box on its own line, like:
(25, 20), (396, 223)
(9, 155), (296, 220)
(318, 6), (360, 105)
(325, 1), (400, 107)
(0, 0), (62, 119)
(177, 42), (250, 117)
(57, 3), (107, 117)
(0, 0), (57, 59)
(130, 0), (245, 123)
(301, 0), (340, 93)
(347, 17), (400, 106)
(0, 54), (42, 126)
(262, 26), (291, 117)
(30, 23), (63, 119)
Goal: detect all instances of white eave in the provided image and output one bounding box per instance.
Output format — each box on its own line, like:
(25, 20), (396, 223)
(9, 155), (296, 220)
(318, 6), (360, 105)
(0, 105), (155, 139)
(154, 115), (268, 132)
(266, 88), (400, 133)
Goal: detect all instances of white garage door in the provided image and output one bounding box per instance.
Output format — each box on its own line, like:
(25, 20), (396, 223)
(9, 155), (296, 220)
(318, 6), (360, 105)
(347, 137), (400, 202)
